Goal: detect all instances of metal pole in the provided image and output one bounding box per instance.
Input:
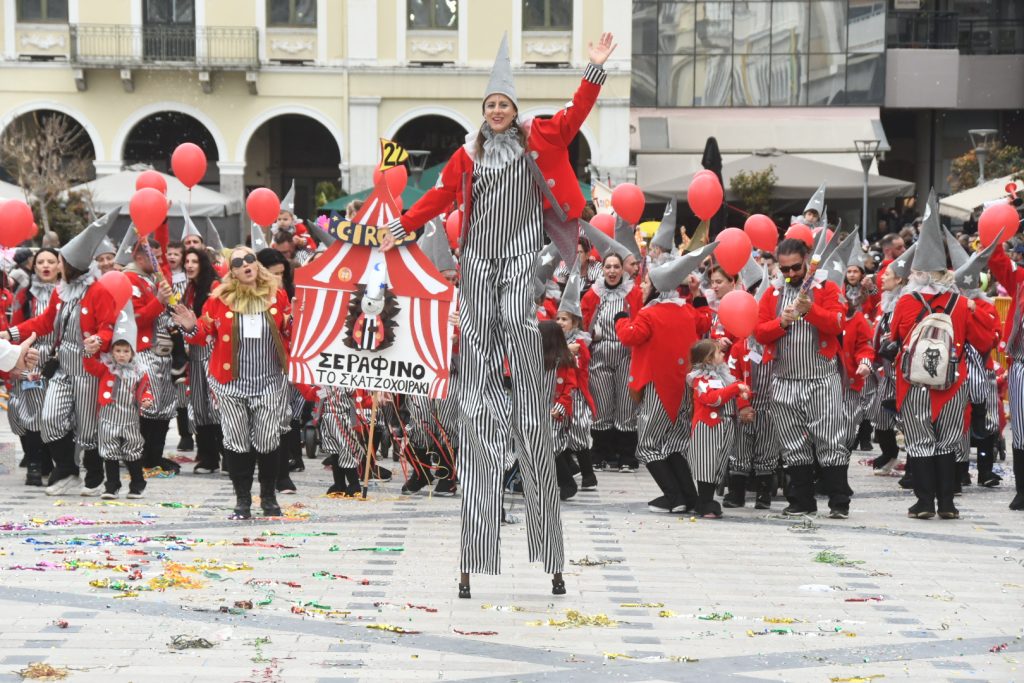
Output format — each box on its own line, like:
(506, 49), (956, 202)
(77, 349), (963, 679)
(977, 148), (987, 184)
(861, 162), (870, 244)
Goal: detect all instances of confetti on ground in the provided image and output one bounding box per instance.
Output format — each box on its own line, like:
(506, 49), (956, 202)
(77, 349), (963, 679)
(829, 676), (885, 683)
(990, 643), (1010, 653)
(926, 593), (954, 601)
(658, 610), (677, 618)
(16, 662), (69, 680)
(747, 627), (794, 636)
(350, 546), (404, 552)
(698, 612), (733, 621)
(453, 629), (497, 636)
(52, 620), (68, 629)
(366, 623), (420, 635)
(313, 570), (370, 585)
(480, 604), (525, 612)
(844, 597), (883, 602)
(570, 556), (623, 567)
(764, 617), (801, 624)
(815, 550), (865, 568)
(528, 610), (618, 629)
(168, 635), (215, 650)
(373, 601), (437, 613)
(619, 602), (664, 608)
(1, 517), (154, 531)
(261, 531), (337, 538)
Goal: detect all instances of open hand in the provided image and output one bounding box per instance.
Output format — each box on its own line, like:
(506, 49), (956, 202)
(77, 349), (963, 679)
(379, 231), (395, 253)
(587, 32), (617, 66)
(171, 304), (197, 331)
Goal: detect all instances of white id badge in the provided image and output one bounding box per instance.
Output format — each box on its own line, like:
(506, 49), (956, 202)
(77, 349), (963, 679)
(747, 350), (763, 363)
(242, 314), (263, 339)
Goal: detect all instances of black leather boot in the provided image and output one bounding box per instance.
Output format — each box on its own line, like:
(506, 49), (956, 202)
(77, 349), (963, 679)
(229, 450), (255, 519)
(783, 464), (817, 515)
(666, 452), (699, 512)
(21, 432), (45, 486)
(257, 450), (282, 516)
(644, 458), (686, 513)
(102, 460), (121, 497)
(936, 452), (960, 519)
(722, 473), (746, 508)
(754, 474), (773, 509)
(823, 465), (852, 519)
(576, 449), (597, 489)
(872, 429), (898, 473)
(976, 434), (1001, 487)
(82, 448), (104, 492)
(401, 447), (433, 495)
(275, 446), (296, 494)
(696, 481), (722, 518)
(327, 455), (349, 495)
(175, 408), (194, 452)
(908, 456), (936, 519)
(616, 430), (639, 472)
(856, 420), (873, 451)
(44, 433), (79, 493)
(555, 452), (578, 501)
(125, 460), (146, 497)
(1010, 448), (1024, 511)
(590, 429), (613, 471)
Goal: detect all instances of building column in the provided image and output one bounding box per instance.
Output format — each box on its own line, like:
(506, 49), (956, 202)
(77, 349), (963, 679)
(218, 161), (246, 246)
(596, 98), (631, 185)
(347, 96), (381, 193)
(93, 160), (123, 178)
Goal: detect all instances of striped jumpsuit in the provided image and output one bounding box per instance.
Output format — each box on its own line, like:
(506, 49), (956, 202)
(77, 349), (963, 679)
(457, 151), (563, 576)
(183, 284), (219, 428)
(7, 282), (55, 436)
(95, 360), (149, 463)
(867, 304), (900, 432)
(729, 340), (779, 477)
(687, 365), (739, 484)
(563, 329), (593, 453)
(586, 278), (638, 433)
(318, 386), (364, 470)
(171, 271), (189, 415)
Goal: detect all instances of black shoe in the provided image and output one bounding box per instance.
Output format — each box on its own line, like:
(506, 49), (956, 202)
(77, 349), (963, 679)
(828, 507), (849, 519)
(25, 463), (43, 487)
(783, 504), (816, 516)
(580, 473), (597, 490)
(433, 477), (457, 496)
(552, 574), (566, 595)
(176, 434), (194, 452)
(722, 474), (746, 508)
(754, 475), (772, 510)
(276, 474), (297, 495)
(288, 458), (305, 472)
(260, 489), (282, 517)
(1010, 493), (1024, 511)
(907, 501), (935, 519)
(401, 471), (429, 495)
(559, 481), (578, 501)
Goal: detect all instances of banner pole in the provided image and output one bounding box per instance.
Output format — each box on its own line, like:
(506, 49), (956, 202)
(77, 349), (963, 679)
(361, 392), (380, 500)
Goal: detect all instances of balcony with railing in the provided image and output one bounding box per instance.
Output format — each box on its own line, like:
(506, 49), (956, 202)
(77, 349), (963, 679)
(887, 11), (1024, 55)
(69, 24), (259, 69)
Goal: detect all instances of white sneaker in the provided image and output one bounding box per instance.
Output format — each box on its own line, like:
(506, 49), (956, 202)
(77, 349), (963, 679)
(100, 491), (118, 500)
(45, 476), (81, 496)
(220, 469), (231, 476)
(194, 466), (214, 474)
(80, 484), (103, 497)
(126, 491), (144, 499)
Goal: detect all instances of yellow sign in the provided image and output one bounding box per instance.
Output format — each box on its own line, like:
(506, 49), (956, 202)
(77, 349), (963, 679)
(327, 216), (418, 248)
(378, 138), (409, 171)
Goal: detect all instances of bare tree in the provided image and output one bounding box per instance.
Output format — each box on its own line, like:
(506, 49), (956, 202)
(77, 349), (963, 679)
(0, 112), (94, 238)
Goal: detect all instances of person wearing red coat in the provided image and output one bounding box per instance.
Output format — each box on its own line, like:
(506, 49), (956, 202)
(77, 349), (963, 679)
(840, 307), (876, 452)
(755, 238), (852, 518)
(172, 247), (292, 520)
(555, 273), (598, 493)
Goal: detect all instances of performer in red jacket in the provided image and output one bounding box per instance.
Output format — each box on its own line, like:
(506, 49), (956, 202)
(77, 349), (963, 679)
(755, 237), (852, 518)
(172, 246), (292, 520)
(381, 32), (618, 599)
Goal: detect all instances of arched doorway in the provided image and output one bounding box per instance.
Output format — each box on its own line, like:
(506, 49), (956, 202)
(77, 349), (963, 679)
(392, 114), (469, 187)
(243, 114), (341, 218)
(0, 109), (97, 184)
(122, 111), (219, 184)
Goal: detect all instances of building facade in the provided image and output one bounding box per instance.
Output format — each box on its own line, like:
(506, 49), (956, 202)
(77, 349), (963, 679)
(0, 0), (632, 220)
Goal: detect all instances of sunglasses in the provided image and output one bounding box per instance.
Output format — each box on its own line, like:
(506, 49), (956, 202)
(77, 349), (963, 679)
(778, 263), (804, 274)
(230, 254), (257, 269)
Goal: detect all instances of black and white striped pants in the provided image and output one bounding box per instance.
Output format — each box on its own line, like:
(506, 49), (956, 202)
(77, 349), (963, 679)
(867, 365), (899, 432)
(635, 386), (690, 465)
(843, 375), (874, 444)
(42, 370), (100, 449)
(138, 350), (177, 421)
(900, 384), (967, 459)
(98, 416), (145, 462)
(688, 420), (735, 484)
(565, 390), (593, 452)
(730, 401), (779, 476)
(7, 383), (45, 436)
(211, 375), (288, 455)
(1008, 361), (1024, 450)
(771, 373), (849, 468)
(458, 248), (563, 575)
(589, 340), (636, 432)
(187, 344), (219, 427)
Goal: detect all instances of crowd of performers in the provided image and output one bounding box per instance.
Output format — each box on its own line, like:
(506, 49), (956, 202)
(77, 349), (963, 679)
(1, 31), (1022, 600)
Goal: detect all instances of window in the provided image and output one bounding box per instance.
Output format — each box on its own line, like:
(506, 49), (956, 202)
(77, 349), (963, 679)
(523, 0), (572, 30)
(408, 0), (458, 30)
(145, 0), (194, 25)
(16, 0), (68, 22)
(268, 0), (316, 27)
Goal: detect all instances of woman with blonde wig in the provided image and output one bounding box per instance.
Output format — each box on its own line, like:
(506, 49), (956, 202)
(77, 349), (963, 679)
(171, 246), (292, 519)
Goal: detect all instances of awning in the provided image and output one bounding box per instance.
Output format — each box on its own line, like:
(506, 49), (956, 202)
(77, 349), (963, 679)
(71, 170), (243, 217)
(642, 152), (915, 202)
(0, 179), (30, 201)
(939, 174), (1023, 221)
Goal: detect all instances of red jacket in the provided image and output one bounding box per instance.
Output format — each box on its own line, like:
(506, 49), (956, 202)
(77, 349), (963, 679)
(395, 65), (605, 236)
(969, 296), (1000, 360)
(83, 356), (153, 408)
(841, 311), (875, 392)
(690, 369), (750, 429)
(615, 300), (710, 422)
(183, 288), (291, 384)
(986, 246), (1021, 346)
(536, 298), (557, 321)
(551, 364), (577, 420)
(124, 271), (166, 353)
(891, 290), (988, 422)
(581, 284), (643, 332)
(10, 281), (116, 352)
(754, 279), (845, 362)
(569, 335), (597, 415)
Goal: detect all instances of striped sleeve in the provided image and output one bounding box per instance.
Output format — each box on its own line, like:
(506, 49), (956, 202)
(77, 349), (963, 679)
(583, 63), (607, 86)
(386, 217), (408, 240)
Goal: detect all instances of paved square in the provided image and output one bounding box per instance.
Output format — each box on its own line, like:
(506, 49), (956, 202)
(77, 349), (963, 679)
(0, 426), (1021, 682)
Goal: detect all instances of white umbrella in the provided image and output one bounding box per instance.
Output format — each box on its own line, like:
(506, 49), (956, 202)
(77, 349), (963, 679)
(939, 174), (1022, 221)
(70, 169), (243, 217)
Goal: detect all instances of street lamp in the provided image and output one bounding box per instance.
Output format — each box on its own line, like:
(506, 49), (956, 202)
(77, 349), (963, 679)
(855, 139), (880, 243)
(968, 129), (999, 184)
(406, 149), (431, 188)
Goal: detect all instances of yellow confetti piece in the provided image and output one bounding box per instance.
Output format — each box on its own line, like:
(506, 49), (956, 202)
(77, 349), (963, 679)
(604, 652), (634, 660)
(658, 610), (677, 618)
(366, 623), (420, 635)
(764, 617), (800, 624)
(480, 604), (525, 612)
(16, 663), (69, 680)
(829, 676), (884, 683)
(619, 602), (664, 608)
(537, 610), (618, 629)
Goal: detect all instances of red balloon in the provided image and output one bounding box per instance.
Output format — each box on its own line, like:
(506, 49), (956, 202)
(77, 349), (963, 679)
(591, 213), (615, 237)
(713, 227), (752, 276)
(373, 165), (409, 199)
(135, 170), (167, 194)
(129, 188), (169, 237)
(785, 223), (814, 248)
(688, 174), (724, 222)
(1006, 182), (1018, 195)
(978, 202), (1020, 246)
(444, 210), (461, 249)
(98, 270), (133, 313)
(0, 199), (35, 247)
(171, 142), (207, 188)
(717, 290), (759, 339)
(693, 169), (718, 182)
(743, 214), (777, 252)
(246, 188), (281, 227)
(611, 183), (645, 224)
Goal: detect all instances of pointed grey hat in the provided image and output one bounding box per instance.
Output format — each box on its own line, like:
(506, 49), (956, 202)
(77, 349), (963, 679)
(306, 216), (338, 248)
(419, 218), (457, 273)
(955, 229), (1003, 291)
(62, 208), (119, 272)
(911, 188), (947, 273)
(180, 202), (202, 242)
(535, 242), (560, 285)
(824, 232), (860, 286)
(649, 241), (719, 294)
(943, 226), (970, 271)
(754, 262), (772, 300)
(580, 219), (632, 260)
(738, 254), (762, 290)
(558, 262), (583, 318)
(114, 226), (137, 267)
(809, 224), (831, 265)
(282, 179), (296, 214)
(804, 182), (826, 217)
(111, 299), (138, 352)
(203, 217), (224, 253)
(614, 214), (641, 260)
(93, 237), (116, 259)
(649, 199), (677, 252)
(888, 243), (916, 281)
(484, 33), (517, 108)
(251, 223), (269, 252)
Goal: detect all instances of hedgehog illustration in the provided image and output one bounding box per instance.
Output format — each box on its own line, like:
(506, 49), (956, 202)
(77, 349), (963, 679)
(343, 283), (401, 352)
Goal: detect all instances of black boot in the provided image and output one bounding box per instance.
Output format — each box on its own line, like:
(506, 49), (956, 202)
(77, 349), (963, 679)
(401, 447), (434, 495)
(43, 433), (79, 494)
(21, 432), (45, 487)
(956, 459), (971, 492)
(897, 454), (914, 490)
(175, 408), (194, 452)
(192, 425), (219, 473)
(125, 460), (146, 498)
(976, 434), (1001, 487)
(555, 452), (578, 501)
(754, 474), (773, 509)
(276, 446), (296, 494)
(152, 419), (179, 473)
(283, 425), (304, 472)
(936, 452), (960, 519)
(577, 450), (597, 490)
(872, 429), (898, 473)
(590, 429), (613, 471)
(616, 430), (639, 472)
(666, 452), (699, 513)
(139, 417), (159, 468)
(345, 465), (363, 495)
(783, 464), (817, 515)
(908, 457), (936, 519)
(257, 450), (282, 516)
(822, 465), (852, 519)
(82, 449), (104, 493)
(722, 473), (747, 508)
(696, 481), (722, 518)
(644, 459), (686, 513)
(101, 460), (121, 497)
(327, 456), (349, 495)
(1011, 448), (1024, 511)
(856, 420), (873, 451)
(229, 451), (255, 520)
